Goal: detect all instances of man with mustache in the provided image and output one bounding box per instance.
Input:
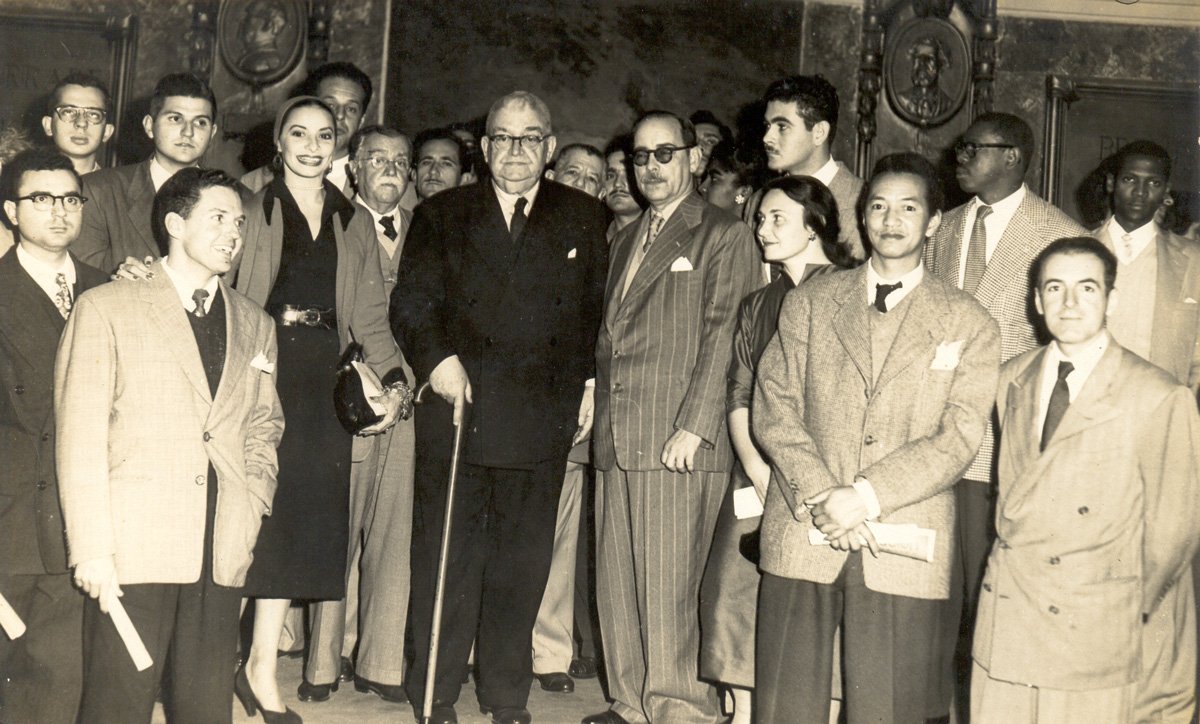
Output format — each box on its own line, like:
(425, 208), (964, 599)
(602, 135), (643, 240)
(299, 124), (418, 706)
(74, 73), (219, 274)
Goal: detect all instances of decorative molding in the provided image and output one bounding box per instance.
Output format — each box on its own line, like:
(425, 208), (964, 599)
(970, 0), (997, 118)
(855, 0), (885, 177)
(806, 0), (1199, 27)
(307, 0), (331, 66)
(185, 1), (216, 82)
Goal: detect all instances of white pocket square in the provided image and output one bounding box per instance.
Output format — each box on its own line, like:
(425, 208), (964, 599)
(930, 340), (964, 371)
(250, 353), (275, 374)
(567, 247), (577, 259)
(670, 257), (694, 272)
(1186, 297), (1197, 304)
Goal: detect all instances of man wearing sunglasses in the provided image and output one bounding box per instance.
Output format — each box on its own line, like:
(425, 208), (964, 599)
(392, 91), (608, 724)
(41, 73), (114, 177)
(589, 110), (759, 724)
(0, 148), (109, 724)
(924, 111), (1085, 719)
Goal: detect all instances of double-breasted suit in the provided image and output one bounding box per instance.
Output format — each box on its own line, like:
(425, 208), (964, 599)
(593, 192), (759, 723)
(973, 341), (1200, 722)
(391, 179), (608, 710)
(0, 249), (106, 724)
(74, 160), (158, 274)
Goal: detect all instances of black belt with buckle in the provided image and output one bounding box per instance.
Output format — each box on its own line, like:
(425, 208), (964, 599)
(272, 304), (337, 329)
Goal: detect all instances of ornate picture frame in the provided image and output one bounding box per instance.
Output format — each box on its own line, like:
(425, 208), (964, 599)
(884, 17), (970, 129)
(217, 0), (306, 87)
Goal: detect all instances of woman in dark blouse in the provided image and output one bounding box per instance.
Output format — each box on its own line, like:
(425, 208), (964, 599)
(700, 175), (852, 724)
(232, 96), (408, 723)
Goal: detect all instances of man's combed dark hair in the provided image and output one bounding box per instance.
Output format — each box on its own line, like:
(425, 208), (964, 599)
(763, 75), (840, 143)
(2, 148), (81, 206)
(633, 110), (697, 147)
(689, 110), (732, 145)
(413, 127), (465, 167)
(1112, 139), (1172, 180)
(151, 167), (240, 251)
(149, 72), (217, 119)
(301, 61), (373, 110)
(1033, 236), (1118, 293)
(973, 112), (1034, 173)
(867, 152), (945, 213)
(47, 72), (113, 115)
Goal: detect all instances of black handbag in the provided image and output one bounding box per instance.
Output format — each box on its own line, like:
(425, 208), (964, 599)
(333, 340), (384, 435)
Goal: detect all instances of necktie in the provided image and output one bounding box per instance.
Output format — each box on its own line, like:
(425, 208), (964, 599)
(873, 281), (903, 313)
(510, 197), (528, 242)
(380, 215), (398, 241)
(642, 213), (665, 253)
(1120, 232), (1134, 260)
(962, 204), (992, 294)
(1040, 360), (1074, 451)
(191, 289), (209, 319)
(54, 272), (72, 319)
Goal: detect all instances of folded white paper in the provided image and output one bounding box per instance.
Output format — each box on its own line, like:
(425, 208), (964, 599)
(733, 486), (764, 519)
(0, 590), (25, 640)
(351, 360), (388, 416)
(109, 597), (153, 671)
(808, 521), (936, 563)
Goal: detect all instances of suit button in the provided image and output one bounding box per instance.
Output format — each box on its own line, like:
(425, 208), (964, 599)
(864, 434), (876, 445)
(485, 336), (494, 347)
(1049, 556), (1060, 565)
(36, 480), (47, 490)
(195, 475), (206, 486)
(1077, 506), (1089, 515)
(613, 350), (620, 357)
(998, 539), (1010, 550)
(612, 382), (622, 393)
(41, 432), (51, 442)
(982, 582), (992, 592)
(1048, 605), (1059, 614)
(14, 385), (24, 395)
(203, 432), (212, 442)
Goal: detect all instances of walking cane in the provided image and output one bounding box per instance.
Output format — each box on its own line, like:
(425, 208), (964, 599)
(414, 381), (466, 724)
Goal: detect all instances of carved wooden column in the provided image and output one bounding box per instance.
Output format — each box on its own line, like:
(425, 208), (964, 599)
(970, 0), (997, 118)
(856, 0), (885, 177)
(185, 1), (216, 82)
(308, 0), (331, 66)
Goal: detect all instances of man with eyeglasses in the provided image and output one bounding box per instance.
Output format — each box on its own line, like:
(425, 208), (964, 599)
(924, 111), (1085, 720)
(41, 73), (114, 177)
(392, 91), (608, 724)
(588, 110), (759, 724)
(75, 73), (219, 274)
(298, 124), (418, 707)
(0, 148), (108, 724)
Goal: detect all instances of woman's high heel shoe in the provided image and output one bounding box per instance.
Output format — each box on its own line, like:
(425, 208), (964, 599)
(235, 664), (303, 723)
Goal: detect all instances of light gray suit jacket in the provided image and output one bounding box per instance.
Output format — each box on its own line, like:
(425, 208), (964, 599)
(56, 265), (284, 587)
(754, 266), (1000, 599)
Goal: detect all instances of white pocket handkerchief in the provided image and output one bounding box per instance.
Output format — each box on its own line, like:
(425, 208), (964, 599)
(1186, 297), (1198, 304)
(567, 247), (577, 259)
(670, 257), (694, 272)
(250, 353), (275, 374)
(930, 340), (964, 371)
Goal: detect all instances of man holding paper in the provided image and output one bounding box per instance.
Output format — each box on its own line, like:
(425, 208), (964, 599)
(56, 167), (284, 723)
(753, 153), (1000, 723)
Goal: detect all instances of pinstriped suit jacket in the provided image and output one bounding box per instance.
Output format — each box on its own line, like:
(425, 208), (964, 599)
(593, 192), (760, 473)
(925, 187), (1085, 481)
(754, 267), (1000, 599)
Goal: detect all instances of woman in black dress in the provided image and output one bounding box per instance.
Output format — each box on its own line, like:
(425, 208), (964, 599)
(232, 96), (408, 722)
(700, 176), (852, 724)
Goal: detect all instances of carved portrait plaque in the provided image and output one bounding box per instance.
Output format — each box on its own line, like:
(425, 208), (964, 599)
(885, 18), (969, 129)
(218, 0), (305, 86)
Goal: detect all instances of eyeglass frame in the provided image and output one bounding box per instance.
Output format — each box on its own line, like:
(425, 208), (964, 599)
(953, 141), (1015, 160)
(486, 133), (548, 152)
(359, 154), (411, 173)
(16, 193), (89, 211)
(53, 105), (107, 126)
(630, 144), (696, 167)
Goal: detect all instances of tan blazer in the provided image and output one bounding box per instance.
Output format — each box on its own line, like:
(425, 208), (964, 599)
(593, 192), (760, 473)
(754, 266), (1000, 599)
(974, 341), (1200, 690)
(55, 265), (284, 587)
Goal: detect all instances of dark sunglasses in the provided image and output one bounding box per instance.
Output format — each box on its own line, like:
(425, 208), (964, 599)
(630, 144), (694, 167)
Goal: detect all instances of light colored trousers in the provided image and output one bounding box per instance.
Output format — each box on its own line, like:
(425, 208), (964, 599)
(531, 460), (586, 673)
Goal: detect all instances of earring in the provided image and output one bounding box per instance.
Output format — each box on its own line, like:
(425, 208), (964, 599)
(734, 192), (746, 205)
(807, 233), (816, 242)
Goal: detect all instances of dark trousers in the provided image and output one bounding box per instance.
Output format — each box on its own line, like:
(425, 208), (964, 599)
(756, 556), (943, 724)
(0, 571), (84, 724)
(77, 466), (242, 724)
(573, 465), (598, 660)
(406, 430), (564, 711)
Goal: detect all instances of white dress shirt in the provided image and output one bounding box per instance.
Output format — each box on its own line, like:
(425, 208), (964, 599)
(810, 156), (840, 187)
(149, 157), (174, 192)
(956, 184), (1026, 289)
(161, 255), (219, 314)
(1103, 216), (1156, 265)
(493, 181), (540, 232)
(865, 258), (925, 311)
(355, 195), (404, 259)
(327, 155), (352, 193)
(1036, 332), (1108, 439)
(16, 244), (75, 303)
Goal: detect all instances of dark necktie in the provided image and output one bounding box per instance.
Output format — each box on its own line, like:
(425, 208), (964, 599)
(380, 214), (398, 241)
(873, 281), (903, 313)
(962, 204), (992, 294)
(1040, 360), (1074, 451)
(191, 288), (209, 319)
(510, 197), (528, 242)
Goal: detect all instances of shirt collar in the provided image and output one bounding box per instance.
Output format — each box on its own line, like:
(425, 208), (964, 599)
(648, 194), (687, 224)
(1104, 216), (1157, 262)
(15, 243), (75, 290)
(972, 183), (1025, 221)
(1046, 330), (1109, 382)
(161, 256), (220, 314)
(865, 258), (925, 310)
(493, 180), (540, 216)
(810, 156), (839, 186)
(355, 195), (401, 225)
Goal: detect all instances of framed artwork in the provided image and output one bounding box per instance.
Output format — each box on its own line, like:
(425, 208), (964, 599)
(0, 10), (137, 168)
(217, 0), (306, 87)
(884, 17), (970, 129)
(1043, 75), (1200, 226)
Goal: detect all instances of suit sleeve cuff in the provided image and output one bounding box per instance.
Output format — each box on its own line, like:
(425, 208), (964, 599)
(585, 378), (595, 388)
(852, 478), (882, 520)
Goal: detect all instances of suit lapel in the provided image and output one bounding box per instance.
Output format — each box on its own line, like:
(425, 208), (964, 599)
(143, 262), (212, 405)
(127, 161), (158, 258)
(0, 251), (65, 372)
(604, 216), (640, 331)
(831, 266), (872, 387)
(1003, 348), (1050, 510)
(212, 283), (252, 411)
(875, 278), (946, 390)
(933, 208), (966, 285)
(1044, 342), (1122, 448)
(467, 184), (515, 277)
(620, 193), (704, 307)
(973, 194), (1037, 310)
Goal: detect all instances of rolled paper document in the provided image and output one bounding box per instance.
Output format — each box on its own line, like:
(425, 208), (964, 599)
(108, 595), (153, 671)
(0, 590), (26, 640)
(808, 521), (937, 563)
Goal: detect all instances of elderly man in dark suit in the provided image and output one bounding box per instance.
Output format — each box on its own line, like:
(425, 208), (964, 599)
(74, 73), (217, 274)
(0, 149), (108, 724)
(588, 110), (759, 724)
(391, 91), (608, 724)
